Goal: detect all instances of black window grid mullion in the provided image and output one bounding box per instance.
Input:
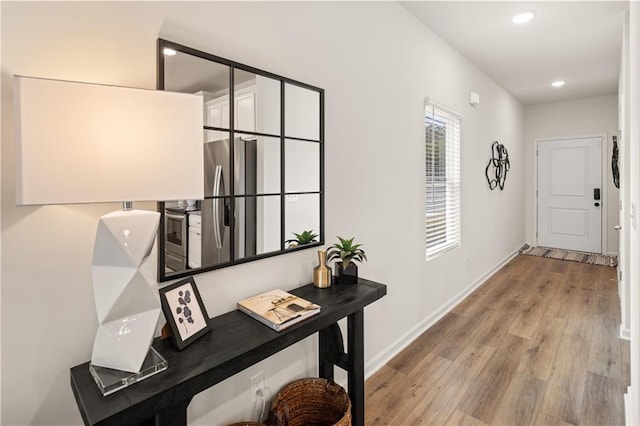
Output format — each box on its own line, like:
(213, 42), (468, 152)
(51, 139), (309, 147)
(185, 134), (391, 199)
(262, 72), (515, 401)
(229, 66), (236, 261)
(157, 39), (166, 282)
(280, 80), (286, 251)
(319, 89), (325, 247)
(209, 127), (280, 140)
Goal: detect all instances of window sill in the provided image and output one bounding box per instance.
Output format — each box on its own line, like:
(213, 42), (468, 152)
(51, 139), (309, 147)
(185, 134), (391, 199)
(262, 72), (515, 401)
(426, 241), (461, 261)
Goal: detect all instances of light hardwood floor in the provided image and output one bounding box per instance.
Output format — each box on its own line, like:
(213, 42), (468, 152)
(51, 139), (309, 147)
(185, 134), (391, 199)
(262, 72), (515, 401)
(365, 255), (629, 425)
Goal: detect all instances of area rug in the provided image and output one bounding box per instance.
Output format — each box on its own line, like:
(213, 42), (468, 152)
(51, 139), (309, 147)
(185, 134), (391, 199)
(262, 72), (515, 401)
(519, 245), (618, 267)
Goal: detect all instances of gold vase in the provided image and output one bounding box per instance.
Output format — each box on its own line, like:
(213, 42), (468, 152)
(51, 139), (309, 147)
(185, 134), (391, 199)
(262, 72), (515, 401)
(313, 250), (331, 288)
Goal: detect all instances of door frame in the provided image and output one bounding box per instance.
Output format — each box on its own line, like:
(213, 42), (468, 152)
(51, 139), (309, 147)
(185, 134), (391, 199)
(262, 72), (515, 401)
(532, 134), (609, 254)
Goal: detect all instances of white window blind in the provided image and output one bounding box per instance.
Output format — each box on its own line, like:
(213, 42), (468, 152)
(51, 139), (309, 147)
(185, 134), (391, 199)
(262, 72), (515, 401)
(425, 100), (461, 260)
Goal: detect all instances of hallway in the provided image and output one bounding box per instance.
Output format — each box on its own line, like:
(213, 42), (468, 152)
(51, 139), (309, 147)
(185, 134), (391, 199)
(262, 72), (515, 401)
(365, 255), (628, 425)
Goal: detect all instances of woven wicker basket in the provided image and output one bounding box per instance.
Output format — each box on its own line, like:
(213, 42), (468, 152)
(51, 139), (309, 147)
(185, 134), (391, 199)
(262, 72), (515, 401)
(269, 378), (351, 426)
(228, 423), (266, 426)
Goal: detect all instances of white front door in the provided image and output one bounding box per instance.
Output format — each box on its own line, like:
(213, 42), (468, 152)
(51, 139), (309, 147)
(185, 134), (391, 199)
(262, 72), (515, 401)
(537, 137), (602, 253)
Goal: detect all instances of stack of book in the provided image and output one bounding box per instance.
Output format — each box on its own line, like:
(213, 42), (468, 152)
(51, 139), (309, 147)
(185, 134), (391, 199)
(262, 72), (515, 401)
(237, 289), (321, 331)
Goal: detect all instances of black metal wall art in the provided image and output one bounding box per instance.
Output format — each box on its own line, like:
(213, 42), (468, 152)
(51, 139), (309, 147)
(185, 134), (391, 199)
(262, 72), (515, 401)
(612, 135), (620, 189)
(485, 141), (510, 190)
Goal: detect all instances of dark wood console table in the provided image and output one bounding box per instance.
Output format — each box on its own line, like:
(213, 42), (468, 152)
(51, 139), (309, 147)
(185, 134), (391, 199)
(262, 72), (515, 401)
(70, 278), (387, 426)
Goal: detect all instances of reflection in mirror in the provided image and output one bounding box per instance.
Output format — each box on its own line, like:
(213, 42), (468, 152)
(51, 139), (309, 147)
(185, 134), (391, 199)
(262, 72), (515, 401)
(164, 198), (233, 275)
(236, 195), (281, 259)
(164, 203), (192, 273)
(204, 131), (231, 198)
(164, 50), (230, 96)
(235, 134), (281, 195)
(158, 40), (323, 281)
(164, 50), (231, 141)
(285, 83), (320, 141)
(285, 140), (319, 193)
(284, 193), (320, 249)
(234, 69), (281, 135)
(199, 197), (232, 268)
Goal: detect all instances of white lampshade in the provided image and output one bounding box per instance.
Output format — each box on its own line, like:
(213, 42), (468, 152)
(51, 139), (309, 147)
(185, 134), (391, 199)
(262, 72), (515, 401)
(14, 75), (204, 205)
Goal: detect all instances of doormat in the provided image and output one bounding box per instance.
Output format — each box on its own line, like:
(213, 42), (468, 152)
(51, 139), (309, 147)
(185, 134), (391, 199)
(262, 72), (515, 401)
(519, 244), (618, 267)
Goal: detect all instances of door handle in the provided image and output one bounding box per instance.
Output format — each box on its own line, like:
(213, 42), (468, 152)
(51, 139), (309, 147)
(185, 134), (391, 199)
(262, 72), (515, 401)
(594, 202), (600, 207)
(614, 225), (622, 230)
(212, 165), (223, 249)
(223, 200), (231, 227)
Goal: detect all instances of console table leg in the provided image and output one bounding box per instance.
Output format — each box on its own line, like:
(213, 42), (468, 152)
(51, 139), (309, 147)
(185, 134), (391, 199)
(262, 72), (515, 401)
(348, 309), (365, 426)
(319, 331), (333, 380)
(319, 323), (343, 380)
(156, 399), (190, 426)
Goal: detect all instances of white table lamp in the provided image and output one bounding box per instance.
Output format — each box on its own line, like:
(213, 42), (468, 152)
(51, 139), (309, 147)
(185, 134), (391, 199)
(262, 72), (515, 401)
(14, 76), (204, 378)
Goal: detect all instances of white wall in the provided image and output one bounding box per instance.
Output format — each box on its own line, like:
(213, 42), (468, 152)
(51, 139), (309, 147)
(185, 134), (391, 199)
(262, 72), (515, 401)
(1, 2), (524, 425)
(524, 95), (620, 255)
(619, 11), (632, 343)
(626, 3), (640, 423)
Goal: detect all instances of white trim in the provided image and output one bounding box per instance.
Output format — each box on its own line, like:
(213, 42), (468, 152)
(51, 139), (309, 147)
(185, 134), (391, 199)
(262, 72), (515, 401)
(621, 324), (631, 341)
(532, 134), (609, 254)
(365, 248), (520, 379)
(425, 102), (462, 261)
(625, 386), (637, 426)
(532, 138), (539, 246)
(424, 97), (464, 118)
(601, 134), (610, 255)
(425, 241), (460, 262)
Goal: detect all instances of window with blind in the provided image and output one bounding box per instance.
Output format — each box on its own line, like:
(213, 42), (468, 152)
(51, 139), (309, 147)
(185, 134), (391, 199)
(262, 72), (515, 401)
(425, 99), (461, 260)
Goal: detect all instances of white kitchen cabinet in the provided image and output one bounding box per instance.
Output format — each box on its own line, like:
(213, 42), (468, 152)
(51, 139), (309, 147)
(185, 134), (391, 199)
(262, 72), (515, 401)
(205, 85), (256, 141)
(235, 90), (256, 132)
(188, 213), (202, 269)
(206, 100), (229, 141)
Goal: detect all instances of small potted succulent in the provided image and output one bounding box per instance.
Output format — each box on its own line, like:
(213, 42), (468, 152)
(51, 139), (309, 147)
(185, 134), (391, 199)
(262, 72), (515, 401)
(285, 230), (318, 248)
(327, 236), (367, 285)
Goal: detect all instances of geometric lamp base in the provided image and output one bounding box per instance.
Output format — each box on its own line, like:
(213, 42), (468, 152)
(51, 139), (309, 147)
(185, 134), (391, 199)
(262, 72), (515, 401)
(89, 347), (167, 396)
(91, 209), (162, 373)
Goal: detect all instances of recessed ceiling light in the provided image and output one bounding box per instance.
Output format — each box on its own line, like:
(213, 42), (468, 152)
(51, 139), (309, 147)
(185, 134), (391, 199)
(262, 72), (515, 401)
(551, 80), (566, 88)
(163, 48), (177, 56)
(512, 11), (536, 24)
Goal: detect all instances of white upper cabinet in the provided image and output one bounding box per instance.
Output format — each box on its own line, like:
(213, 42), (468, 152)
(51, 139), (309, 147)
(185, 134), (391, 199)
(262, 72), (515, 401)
(205, 84), (256, 141)
(235, 89), (256, 133)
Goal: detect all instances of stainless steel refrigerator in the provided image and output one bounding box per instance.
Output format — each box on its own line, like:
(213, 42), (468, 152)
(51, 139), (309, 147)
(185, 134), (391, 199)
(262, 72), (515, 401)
(202, 138), (257, 266)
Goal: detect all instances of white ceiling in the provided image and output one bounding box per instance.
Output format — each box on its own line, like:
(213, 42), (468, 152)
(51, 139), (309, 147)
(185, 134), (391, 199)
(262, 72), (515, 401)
(401, 1), (628, 106)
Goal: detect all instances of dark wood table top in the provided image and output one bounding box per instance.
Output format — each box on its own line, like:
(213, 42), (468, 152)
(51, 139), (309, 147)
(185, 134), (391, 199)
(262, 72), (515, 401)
(70, 278), (387, 426)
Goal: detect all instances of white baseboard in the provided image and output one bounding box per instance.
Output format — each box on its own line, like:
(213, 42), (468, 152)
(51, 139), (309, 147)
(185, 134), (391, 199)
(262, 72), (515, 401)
(364, 248), (520, 379)
(625, 385), (637, 426)
(620, 325), (631, 341)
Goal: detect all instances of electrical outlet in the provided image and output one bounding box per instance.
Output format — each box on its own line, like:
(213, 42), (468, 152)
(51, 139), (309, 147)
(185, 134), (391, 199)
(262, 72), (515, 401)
(250, 371), (264, 403)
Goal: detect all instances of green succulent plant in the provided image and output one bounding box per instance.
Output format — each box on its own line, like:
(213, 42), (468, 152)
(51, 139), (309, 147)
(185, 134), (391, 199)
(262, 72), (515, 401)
(286, 230), (319, 247)
(327, 236), (367, 269)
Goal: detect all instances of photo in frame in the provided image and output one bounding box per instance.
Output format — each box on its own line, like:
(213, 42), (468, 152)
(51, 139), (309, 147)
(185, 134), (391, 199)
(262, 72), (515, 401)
(159, 277), (210, 350)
